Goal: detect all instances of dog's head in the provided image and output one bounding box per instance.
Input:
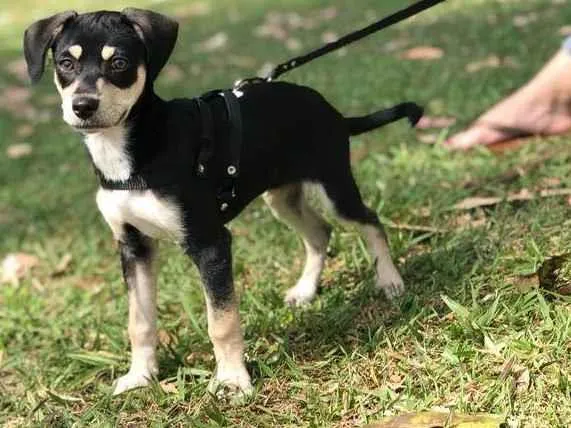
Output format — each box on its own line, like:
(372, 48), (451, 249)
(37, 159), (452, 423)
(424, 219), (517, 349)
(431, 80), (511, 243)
(23, 9), (178, 132)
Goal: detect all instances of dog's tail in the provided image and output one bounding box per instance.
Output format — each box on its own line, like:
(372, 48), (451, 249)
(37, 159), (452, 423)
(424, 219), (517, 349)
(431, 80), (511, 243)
(346, 102), (423, 136)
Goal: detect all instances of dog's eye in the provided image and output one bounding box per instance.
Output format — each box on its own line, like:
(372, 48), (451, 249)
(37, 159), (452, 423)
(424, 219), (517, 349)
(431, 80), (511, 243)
(58, 59), (75, 73)
(111, 57), (129, 72)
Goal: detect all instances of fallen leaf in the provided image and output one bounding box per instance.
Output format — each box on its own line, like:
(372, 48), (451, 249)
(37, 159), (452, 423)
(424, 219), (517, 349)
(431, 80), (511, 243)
(399, 46), (444, 60)
(254, 22), (287, 41)
(51, 253), (72, 277)
(417, 133), (439, 144)
(5, 59), (28, 81)
(318, 7), (338, 21)
(465, 55), (501, 73)
(508, 273), (539, 292)
(559, 25), (571, 36)
(6, 143), (32, 159)
(195, 32), (228, 52)
(484, 335), (505, 358)
(514, 367), (530, 394)
(173, 2), (210, 19)
(453, 188), (571, 210)
(452, 212), (487, 229)
(161, 64), (184, 83)
(285, 37), (302, 52)
(513, 13), (538, 27)
(416, 115), (456, 129)
(365, 411), (504, 427)
(540, 177), (561, 188)
(160, 380), (178, 394)
(321, 31), (338, 44)
(1, 86), (31, 104)
(1, 253), (39, 285)
(15, 124), (34, 138)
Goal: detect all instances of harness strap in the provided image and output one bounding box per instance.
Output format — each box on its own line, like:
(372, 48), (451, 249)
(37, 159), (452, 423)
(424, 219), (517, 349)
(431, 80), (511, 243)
(195, 97), (215, 177)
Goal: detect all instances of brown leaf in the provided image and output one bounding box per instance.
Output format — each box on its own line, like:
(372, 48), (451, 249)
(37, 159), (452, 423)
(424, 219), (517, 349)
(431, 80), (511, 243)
(513, 13), (538, 27)
(285, 38), (302, 52)
(559, 25), (571, 36)
(399, 46), (444, 60)
(6, 143), (32, 159)
(161, 64), (184, 83)
(160, 379), (178, 394)
(195, 32), (228, 52)
(254, 22), (287, 41)
(508, 273), (539, 292)
(318, 7), (338, 21)
(383, 38), (410, 53)
(321, 31), (338, 44)
(15, 124), (34, 138)
(6, 59), (29, 81)
(416, 115), (456, 129)
(1, 253), (39, 285)
(173, 2), (211, 19)
(417, 133), (439, 144)
(365, 411), (504, 427)
(465, 55), (501, 73)
(453, 188), (571, 210)
(514, 368), (530, 394)
(51, 253), (72, 277)
(540, 177), (561, 188)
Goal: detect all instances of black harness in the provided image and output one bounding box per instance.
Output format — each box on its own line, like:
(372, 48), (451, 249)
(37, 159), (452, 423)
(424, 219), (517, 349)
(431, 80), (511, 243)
(96, 0), (446, 212)
(97, 89), (244, 212)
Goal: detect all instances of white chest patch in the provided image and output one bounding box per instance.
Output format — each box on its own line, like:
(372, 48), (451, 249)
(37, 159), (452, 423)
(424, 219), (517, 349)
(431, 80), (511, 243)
(84, 127), (132, 181)
(96, 189), (185, 242)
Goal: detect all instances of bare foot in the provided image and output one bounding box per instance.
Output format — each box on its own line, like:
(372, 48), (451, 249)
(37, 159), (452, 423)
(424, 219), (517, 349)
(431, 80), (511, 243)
(445, 48), (571, 150)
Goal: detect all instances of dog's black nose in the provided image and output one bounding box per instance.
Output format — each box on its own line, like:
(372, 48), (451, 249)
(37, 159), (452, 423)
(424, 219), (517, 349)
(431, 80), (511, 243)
(72, 97), (99, 120)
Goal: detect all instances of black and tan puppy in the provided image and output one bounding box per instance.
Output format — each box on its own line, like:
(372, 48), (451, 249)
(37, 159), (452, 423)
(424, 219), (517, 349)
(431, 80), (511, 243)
(23, 9), (421, 397)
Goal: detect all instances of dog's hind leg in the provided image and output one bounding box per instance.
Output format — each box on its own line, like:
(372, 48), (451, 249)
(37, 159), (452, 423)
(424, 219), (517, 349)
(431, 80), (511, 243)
(320, 165), (404, 300)
(113, 225), (159, 395)
(185, 227), (252, 400)
(263, 183), (332, 306)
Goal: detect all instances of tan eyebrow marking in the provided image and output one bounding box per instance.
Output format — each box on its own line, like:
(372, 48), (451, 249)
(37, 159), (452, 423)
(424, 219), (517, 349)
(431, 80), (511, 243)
(68, 45), (82, 60)
(101, 46), (116, 61)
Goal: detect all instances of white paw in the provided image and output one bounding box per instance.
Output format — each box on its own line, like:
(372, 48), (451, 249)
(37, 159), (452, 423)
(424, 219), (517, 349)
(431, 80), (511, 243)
(284, 280), (318, 306)
(376, 265), (405, 300)
(113, 370), (154, 395)
(208, 365), (253, 403)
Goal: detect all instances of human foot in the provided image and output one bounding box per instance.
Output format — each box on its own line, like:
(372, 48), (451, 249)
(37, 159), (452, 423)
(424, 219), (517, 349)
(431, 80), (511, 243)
(445, 48), (571, 150)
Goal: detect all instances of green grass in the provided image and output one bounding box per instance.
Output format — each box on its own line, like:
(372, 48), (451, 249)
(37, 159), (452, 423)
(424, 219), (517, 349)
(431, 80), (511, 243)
(1, 0), (571, 426)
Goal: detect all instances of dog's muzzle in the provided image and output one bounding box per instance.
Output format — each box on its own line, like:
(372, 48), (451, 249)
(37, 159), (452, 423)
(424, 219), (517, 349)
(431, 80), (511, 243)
(72, 96), (100, 120)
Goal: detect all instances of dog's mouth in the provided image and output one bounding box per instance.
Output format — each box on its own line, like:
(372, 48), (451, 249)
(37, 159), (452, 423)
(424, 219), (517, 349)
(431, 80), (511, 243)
(73, 110), (129, 133)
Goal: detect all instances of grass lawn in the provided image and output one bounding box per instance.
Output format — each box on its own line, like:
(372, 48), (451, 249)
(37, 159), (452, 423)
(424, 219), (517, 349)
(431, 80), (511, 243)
(1, 0), (570, 426)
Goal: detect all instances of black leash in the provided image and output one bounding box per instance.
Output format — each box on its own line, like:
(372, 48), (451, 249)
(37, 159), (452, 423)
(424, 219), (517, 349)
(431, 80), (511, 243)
(266, 0), (447, 82)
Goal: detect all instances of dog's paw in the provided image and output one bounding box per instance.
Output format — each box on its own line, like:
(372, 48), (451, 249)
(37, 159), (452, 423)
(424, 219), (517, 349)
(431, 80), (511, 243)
(208, 366), (253, 404)
(376, 265), (405, 300)
(113, 370), (154, 395)
(284, 280), (318, 306)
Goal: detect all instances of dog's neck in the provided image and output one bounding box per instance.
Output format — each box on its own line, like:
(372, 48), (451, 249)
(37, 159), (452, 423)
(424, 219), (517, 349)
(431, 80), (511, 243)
(83, 87), (165, 182)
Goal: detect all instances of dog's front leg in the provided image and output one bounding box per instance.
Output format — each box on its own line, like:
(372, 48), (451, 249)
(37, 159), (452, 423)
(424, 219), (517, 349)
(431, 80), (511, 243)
(185, 227), (252, 399)
(113, 225), (158, 395)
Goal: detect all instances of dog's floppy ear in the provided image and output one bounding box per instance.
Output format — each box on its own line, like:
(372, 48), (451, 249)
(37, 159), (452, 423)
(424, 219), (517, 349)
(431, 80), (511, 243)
(121, 8), (179, 82)
(23, 11), (77, 84)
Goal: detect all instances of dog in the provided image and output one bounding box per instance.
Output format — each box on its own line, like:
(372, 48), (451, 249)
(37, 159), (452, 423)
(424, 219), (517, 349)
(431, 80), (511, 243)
(23, 8), (422, 398)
